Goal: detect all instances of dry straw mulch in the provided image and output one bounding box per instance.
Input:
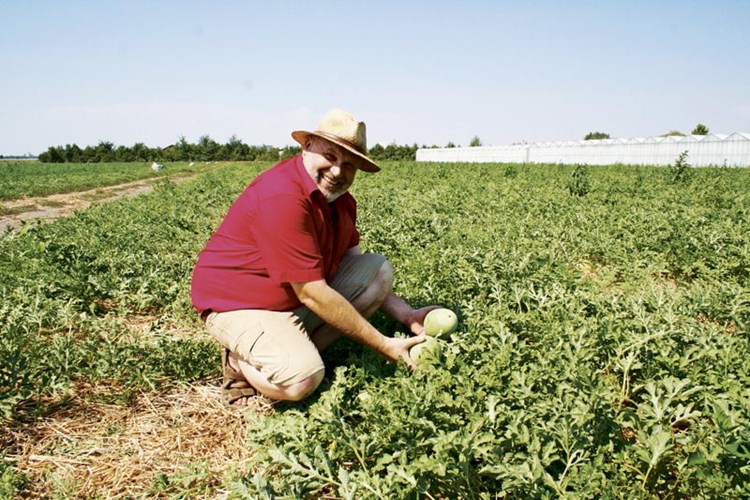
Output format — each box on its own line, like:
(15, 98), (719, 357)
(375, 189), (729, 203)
(3, 381), (275, 498)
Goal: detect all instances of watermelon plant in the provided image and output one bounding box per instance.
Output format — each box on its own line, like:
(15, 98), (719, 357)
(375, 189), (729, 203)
(567, 163), (591, 196)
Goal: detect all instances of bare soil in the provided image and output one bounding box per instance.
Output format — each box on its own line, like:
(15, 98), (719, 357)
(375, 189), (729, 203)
(1, 178), (171, 233)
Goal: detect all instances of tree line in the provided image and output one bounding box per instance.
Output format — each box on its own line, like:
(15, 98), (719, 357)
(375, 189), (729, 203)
(36, 123), (714, 163)
(37, 136), (424, 163)
(38, 136), (300, 163)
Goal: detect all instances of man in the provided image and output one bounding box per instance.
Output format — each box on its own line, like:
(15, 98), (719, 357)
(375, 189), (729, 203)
(190, 109), (436, 405)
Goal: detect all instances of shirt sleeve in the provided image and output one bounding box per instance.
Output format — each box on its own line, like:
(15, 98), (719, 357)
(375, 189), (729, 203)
(251, 193), (325, 284)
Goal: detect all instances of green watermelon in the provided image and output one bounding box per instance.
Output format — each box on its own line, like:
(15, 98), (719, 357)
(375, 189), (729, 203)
(424, 308), (458, 339)
(409, 336), (442, 364)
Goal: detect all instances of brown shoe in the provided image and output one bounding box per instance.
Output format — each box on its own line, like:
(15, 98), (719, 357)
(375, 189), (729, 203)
(221, 349), (257, 405)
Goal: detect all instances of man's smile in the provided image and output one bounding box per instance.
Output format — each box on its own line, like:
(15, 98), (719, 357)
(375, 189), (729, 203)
(321, 173), (341, 188)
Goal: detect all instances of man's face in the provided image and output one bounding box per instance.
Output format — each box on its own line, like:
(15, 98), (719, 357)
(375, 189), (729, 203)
(302, 139), (359, 202)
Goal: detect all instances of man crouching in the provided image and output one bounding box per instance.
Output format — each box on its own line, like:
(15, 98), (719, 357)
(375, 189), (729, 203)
(190, 109), (436, 405)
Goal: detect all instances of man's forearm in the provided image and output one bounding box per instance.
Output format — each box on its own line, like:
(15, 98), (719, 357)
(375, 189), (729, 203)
(379, 293), (415, 326)
(292, 280), (388, 352)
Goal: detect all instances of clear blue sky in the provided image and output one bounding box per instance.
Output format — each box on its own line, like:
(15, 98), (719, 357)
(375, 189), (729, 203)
(2, 0), (749, 155)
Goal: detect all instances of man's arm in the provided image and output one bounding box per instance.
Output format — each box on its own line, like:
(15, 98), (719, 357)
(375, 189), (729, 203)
(290, 279), (422, 368)
(379, 294), (436, 336)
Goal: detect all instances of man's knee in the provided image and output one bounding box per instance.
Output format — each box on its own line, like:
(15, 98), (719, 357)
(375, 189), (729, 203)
(368, 260), (393, 306)
(281, 368), (325, 402)
(373, 259), (394, 298)
(352, 258), (394, 318)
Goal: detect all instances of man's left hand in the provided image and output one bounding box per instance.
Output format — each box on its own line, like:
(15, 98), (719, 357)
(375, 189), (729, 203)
(405, 305), (441, 335)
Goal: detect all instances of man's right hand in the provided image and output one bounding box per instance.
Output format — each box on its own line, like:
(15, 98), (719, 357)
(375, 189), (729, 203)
(382, 334), (427, 370)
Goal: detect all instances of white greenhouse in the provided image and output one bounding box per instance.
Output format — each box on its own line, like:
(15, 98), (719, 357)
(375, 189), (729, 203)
(416, 133), (750, 167)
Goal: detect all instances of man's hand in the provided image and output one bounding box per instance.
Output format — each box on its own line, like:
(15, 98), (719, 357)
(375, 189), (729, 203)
(379, 293), (442, 337)
(383, 334), (427, 370)
(404, 306), (441, 335)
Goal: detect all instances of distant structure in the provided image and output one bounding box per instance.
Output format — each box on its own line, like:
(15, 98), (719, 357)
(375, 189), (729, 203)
(0, 154), (37, 160)
(416, 133), (750, 166)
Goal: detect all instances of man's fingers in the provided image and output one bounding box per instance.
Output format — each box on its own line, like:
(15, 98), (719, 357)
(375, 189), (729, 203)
(406, 334), (427, 347)
(384, 336), (424, 370)
(402, 352), (417, 370)
(402, 335), (425, 370)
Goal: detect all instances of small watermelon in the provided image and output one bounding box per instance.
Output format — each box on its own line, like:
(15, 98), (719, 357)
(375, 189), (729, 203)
(409, 336), (442, 364)
(424, 308), (458, 339)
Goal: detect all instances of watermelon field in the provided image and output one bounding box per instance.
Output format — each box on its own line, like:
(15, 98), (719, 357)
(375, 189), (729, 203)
(1, 160), (749, 497)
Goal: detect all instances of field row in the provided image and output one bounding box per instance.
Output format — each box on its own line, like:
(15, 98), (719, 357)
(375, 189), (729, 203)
(0, 160), (222, 201)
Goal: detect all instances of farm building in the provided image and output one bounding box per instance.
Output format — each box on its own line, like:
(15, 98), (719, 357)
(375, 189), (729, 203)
(416, 132), (750, 167)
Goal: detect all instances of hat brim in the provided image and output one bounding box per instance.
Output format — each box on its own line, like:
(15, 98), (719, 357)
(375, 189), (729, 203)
(292, 130), (381, 173)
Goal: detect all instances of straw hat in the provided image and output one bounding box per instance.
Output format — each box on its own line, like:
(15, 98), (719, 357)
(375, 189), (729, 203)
(292, 109), (381, 173)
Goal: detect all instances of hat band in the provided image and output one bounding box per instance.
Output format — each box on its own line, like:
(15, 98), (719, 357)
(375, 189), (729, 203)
(314, 131), (366, 156)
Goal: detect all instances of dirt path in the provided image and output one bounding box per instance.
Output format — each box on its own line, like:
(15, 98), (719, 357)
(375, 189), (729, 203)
(0, 167), (217, 233)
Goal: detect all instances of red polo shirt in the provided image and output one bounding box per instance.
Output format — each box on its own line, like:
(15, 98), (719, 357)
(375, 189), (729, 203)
(190, 155), (360, 313)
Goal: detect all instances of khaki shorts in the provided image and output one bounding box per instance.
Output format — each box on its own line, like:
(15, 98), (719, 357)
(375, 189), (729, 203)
(204, 253), (387, 386)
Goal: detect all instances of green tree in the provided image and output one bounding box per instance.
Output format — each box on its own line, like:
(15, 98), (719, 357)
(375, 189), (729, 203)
(661, 130), (685, 137)
(63, 144), (83, 162)
(176, 136), (193, 161)
(584, 132), (610, 140)
(691, 123), (709, 135)
(445, 142), (456, 148)
(223, 135), (246, 161)
(368, 143), (385, 158)
(38, 146), (64, 163)
(279, 145), (302, 160)
(131, 142), (150, 162)
(469, 135), (482, 147)
(92, 141), (116, 162)
(114, 145), (134, 162)
(368, 143), (418, 161)
(196, 135), (220, 161)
